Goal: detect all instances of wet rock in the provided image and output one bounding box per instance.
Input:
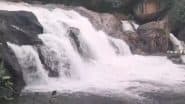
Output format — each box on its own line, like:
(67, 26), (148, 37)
(68, 27), (95, 60)
(37, 46), (60, 77)
(0, 10), (43, 93)
(0, 10), (43, 45)
(122, 31), (144, 54)
(137, 21), (170, 54)
(68, 27), (81, 52)
(1, 45), (25, 95)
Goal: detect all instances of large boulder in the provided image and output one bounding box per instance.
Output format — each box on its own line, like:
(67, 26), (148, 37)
(0, 10), (43, 45)
(0, 10), (43, 93)
(137, 21), (170, 54)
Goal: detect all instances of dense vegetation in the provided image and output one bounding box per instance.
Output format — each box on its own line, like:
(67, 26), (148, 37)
(0, 55), (14, 102)
(168, 0), (185, 33)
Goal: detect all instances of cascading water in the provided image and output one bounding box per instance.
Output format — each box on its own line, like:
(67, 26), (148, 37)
(1, 1), (185, 97)
(169, 33), (185, 63)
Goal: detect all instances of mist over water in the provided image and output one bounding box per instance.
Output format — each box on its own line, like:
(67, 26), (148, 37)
(2, 1), (185, 97)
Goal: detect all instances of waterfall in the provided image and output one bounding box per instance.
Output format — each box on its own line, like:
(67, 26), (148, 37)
(169, 33), (184, 51)
(121, 20), (139, 32)
(169, 33), (185, 63)
(7, 43), (49, 85)
(1, 1), (185, 96)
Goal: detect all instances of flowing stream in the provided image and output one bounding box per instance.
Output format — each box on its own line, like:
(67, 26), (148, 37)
(1, 1), (185, 98)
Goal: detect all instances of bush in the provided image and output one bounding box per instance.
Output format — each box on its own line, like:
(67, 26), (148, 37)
(0, 61), (14, 102)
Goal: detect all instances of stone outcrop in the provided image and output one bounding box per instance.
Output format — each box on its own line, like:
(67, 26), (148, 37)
(0, 10), (43, 93)
(137, 21), (170, 54)
(0, 11), (43, 45)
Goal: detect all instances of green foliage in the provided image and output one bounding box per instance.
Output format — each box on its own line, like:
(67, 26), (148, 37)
(0, 61), (14, 101)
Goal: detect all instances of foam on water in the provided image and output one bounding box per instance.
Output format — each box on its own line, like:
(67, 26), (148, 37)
(169, 33), (185, 63)
(121, 20), (138, 32)
(1, 1), (185, 97)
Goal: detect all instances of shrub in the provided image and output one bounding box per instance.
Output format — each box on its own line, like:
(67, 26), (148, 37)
(0, 61), (14, 102)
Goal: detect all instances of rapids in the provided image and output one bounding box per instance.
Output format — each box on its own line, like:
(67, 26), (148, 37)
(1, 1), (185, 98)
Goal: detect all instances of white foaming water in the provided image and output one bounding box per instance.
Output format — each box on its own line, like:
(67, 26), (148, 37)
(1, 1), (185, 96)
(108, 36), (132, 55)
(121, 20), (139, 32)
(169, 33), (185, 63)
(7, 43), (49, 85)
(169, 33), (184, 50)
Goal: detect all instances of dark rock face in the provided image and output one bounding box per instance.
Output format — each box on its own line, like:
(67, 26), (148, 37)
(0, 10), (43, 93)
(37, 46), (60, 77)
(137, 21), (170, 54)
(2, 45), (25, 92)
(122, 31), (145, 54)
(0, 10), (43, 45)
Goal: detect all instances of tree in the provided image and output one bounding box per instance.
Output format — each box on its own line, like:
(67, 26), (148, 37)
(168, 0), (185, 33)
